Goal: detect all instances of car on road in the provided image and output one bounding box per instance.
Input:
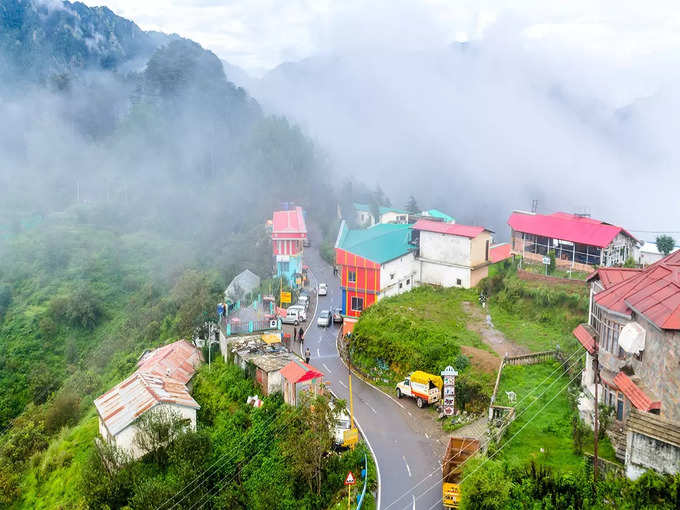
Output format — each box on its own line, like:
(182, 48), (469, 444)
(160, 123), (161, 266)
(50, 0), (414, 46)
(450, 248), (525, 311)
(396, 371), (442, 408)
(281, 308), (302, 326)
(297, 294), (310, 310)
(303, 237), (311, 247)
(318, 283), (327, 296)
(331, 307), (342, 323)
(317, 309), (331, 327)
(287, 305), (307, 321)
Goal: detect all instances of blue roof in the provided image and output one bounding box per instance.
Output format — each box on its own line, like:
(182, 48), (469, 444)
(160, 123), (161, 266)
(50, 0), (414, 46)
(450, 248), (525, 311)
(425, 209), (454, 222)
(335, 221), (415, 264)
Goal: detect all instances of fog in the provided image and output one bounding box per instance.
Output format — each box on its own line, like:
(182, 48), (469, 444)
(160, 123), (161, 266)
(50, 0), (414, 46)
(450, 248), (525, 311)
(235, 14), (680, 242)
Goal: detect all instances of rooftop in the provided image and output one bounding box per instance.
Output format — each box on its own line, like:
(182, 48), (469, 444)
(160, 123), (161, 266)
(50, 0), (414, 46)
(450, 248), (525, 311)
(422, 209), (454, 223)
(412, 218), (490, 238)
(508, 211), (636, 248)
(489, 243), (512, 263)
(335, 220), (415, 265)
(594, 250), (680, 330)
(94, 371), (199, 437)
(586, 267), (642, 290)
(272, 206), (307, 236)
(137, 340), (203, 385)
(280, 359), (324, 384)
(614, 372), (661, 412)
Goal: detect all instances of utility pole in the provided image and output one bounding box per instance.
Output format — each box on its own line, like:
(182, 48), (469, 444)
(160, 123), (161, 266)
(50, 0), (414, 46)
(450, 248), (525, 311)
(593, 335), (600, 491)
(531, 199), (538, 214)
(347, 335), (356, 450)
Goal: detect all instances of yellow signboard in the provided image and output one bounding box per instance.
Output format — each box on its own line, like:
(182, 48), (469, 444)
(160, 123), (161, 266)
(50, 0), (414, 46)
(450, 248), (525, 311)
(343, 428), (359, 447)
(280, 291), (291, 304)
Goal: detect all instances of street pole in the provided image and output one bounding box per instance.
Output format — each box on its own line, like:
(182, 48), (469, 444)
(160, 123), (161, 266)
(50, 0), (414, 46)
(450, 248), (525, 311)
(347, 484), (351, 510)
(593, 337), (600, 492)
(348, 335), (356, 449)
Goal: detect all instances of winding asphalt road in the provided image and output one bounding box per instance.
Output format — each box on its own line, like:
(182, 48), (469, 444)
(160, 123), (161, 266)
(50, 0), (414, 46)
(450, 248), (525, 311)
(299, 227), (445, 510)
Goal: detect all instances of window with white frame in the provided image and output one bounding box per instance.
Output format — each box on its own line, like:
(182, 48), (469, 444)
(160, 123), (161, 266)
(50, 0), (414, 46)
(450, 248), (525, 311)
(348, 270), (357, 283)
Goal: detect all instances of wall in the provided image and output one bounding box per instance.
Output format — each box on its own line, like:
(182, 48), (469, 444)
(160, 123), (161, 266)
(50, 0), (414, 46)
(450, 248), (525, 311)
(112, 403), (197, 460)
(419, 259), (471, 288)
(379, 252), (416, 298)
(379, 211), (408, 224)
(419, 230), (470, 265)
(626, 431), (680, 479)
(470, 231), (492, 267)
(343, 287), (377, 317)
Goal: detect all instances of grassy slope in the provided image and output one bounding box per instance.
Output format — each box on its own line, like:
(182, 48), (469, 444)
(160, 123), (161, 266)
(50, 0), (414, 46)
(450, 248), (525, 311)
(495, 362), (616, 470)
(352, 286), (494, 381)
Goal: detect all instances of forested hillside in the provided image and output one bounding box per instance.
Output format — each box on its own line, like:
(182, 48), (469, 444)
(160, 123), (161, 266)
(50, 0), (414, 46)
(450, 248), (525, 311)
(0, 2), (335, 506)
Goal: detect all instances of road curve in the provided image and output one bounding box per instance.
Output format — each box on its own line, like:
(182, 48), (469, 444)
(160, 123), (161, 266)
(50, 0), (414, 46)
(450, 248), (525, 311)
(303, 224), (444, 510)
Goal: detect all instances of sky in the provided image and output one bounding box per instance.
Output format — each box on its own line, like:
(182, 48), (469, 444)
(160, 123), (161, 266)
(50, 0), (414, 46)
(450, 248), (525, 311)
(84, 0), (680, 77)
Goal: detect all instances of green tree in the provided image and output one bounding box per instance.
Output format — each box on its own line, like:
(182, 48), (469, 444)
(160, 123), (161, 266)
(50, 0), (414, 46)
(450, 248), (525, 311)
(404, 195), (420, 214)
(133, 406), (191, 467)
(461, 458), (512, 509)
(656, 234), (675, 256)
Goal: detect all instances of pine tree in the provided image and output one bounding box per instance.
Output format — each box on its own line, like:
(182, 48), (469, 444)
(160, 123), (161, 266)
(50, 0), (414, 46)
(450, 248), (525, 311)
(405, 195), (420, 214)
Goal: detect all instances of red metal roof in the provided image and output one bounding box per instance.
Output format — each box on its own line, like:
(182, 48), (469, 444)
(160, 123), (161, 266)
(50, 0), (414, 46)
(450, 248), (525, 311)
(280, 359), (324, 384)
(412, 219), (489, 238)
(94, 371), (200, 437)
(613, 372), (661, 412)
(508, 211), (636, 248)
(489, 243), (511, 263)
(586, 267), (642, 289)
(594, 251), (680, 330)
(272, 206), (307, 238)
(573, 324), (596, 354)
(137, 340), (203, 385)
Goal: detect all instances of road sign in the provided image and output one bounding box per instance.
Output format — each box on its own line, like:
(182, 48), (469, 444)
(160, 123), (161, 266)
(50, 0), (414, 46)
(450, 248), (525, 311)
(343, 428), (359, 447)
(344, 471), (356, 486)
(542, 256), (550, 265)
(280, 291), (291, 304)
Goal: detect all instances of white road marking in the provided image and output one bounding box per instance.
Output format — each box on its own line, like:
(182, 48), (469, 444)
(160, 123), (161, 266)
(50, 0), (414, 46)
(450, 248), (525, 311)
(408, 411), (412, 417)
(403, 456), (411, 477)
(412, 494), (416, 510)
(365, 402), (378, 414)
(317, 348), (320, 357)
(339, 380), (348, 389)
(322, 363), (331, 374)
(425, 433), (429, 439)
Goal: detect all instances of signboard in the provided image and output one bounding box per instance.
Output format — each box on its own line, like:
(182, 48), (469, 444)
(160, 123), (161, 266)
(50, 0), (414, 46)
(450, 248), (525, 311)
(280, 291), (291, 304)
(542, 256), (550, 265)
(343, 428), (359, 447)
(344, 471), (356, 486)
(441, 366), (458, 417)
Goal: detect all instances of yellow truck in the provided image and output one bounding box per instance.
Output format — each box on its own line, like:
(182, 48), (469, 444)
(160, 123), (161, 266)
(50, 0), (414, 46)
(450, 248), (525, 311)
(442, 437), (480, 508)
(395, 371), (443, 408)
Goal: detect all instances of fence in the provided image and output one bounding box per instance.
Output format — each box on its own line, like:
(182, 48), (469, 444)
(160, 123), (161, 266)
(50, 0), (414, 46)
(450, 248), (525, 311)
(517, 269), (587, 288)
(584, 453), (624, 477)
(221, 317), (279, 336)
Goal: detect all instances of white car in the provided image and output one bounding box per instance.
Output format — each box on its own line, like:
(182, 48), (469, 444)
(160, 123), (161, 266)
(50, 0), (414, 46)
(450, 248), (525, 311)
(318, 283), (328, 296)
(287, 305), (307, 321)
(317, 310), (331, 327)
(281, 308), (302, 326)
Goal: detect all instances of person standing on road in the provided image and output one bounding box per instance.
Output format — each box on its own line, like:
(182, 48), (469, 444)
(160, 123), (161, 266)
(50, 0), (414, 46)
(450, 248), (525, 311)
(293, 327), (298, 342)
(305, 347), (311, 364)
(298, 327), (304, 344)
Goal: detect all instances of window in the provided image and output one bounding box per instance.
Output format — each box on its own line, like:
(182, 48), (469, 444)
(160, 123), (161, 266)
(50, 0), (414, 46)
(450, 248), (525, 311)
(351, 297), (364, 312)
(634, 350), (643, 362)
(616, 394), (624, 421)
(280, 261), (289, 272)
(456, 278), (462, 286)
(348, 270), (357, 283)
(390, 273), (395, 280)
(485, 240), (490, 261)
(406, 279), (410, 285)
(399, 282), (403, 289)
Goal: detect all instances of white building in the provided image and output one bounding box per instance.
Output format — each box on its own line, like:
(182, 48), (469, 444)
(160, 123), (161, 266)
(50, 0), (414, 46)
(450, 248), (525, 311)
(635, 241), (678, 267)
(94, 340), (203, 459)
(412, 219), (494, 289)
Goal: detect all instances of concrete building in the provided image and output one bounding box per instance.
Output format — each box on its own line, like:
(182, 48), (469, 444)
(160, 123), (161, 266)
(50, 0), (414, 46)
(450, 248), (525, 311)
(573, 253), (680, 477)
(335, 221), (417, 318)
(272, 206), (307, 287)
(94, 340), (203, 459)
(412, 219), (494, 289)
(508, 211), (638, 271)
(635, 241), (679, 267)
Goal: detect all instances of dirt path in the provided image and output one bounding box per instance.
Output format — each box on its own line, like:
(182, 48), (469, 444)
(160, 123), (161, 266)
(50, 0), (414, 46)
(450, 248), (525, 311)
(451, 415), (489, 448)
(462, 301), (530, 357)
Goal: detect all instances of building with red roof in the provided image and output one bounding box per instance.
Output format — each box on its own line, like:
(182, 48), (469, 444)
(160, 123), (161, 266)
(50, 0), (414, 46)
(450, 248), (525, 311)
(508, 211), (637, 271)
(281, 359), (324, 406)
(94, 340), (203, 459)
(574, 251), (680, 477)
(272, 206), (307, 287)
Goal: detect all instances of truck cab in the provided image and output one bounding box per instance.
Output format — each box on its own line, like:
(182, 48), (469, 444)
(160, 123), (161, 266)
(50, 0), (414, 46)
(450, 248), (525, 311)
(442, 437), (480, 508)
(395, 371), (442, 408)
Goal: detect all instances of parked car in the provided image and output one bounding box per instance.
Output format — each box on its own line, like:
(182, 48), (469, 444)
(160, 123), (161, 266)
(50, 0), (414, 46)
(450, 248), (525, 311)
(395, 371), (442, 408)
(281, 308), (302, 326)
(297, 295), (310, 310)
(317, 309), (331, 327)
(331, 307), (342, 323)
(287, 305), (307, 321)
(331, 406), (352, 448)
(303, 237), (311, 247)
(318, 283), (328, 296)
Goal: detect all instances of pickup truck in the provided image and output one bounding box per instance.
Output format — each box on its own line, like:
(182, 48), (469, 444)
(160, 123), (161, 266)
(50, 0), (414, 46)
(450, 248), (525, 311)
(442, 437), (480, 508)
(395, 371), (443, 408)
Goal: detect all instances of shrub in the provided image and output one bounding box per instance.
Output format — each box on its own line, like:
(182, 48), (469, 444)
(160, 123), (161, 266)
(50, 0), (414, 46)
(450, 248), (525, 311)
(45, 392), (81, 433)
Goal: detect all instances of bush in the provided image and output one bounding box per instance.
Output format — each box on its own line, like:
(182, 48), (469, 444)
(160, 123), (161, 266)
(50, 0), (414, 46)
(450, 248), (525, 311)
(45, 392), (81, 433)
(49, 286), (103, 330)
(319, 241), (335, 266)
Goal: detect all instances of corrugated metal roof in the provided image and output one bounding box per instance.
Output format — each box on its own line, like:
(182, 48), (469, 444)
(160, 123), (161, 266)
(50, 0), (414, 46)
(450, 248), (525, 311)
(594, 251), (680, 330)
(137, 340), (203, 385)
(335, 221), (415, 265)
(489, 243), (511, 263)
(94, 371), (200, 437)
(586, 267), (642, 289)
(613, 372), (661, 412)
(573, 324), (596, 354)
(272, 206), (307, 235)
(412, 219), (490, 238)
(280, 359), (323, 383)
(508, 211), (636, 248)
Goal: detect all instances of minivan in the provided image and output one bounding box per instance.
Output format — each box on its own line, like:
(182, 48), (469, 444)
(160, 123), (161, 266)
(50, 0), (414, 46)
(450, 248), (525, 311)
(281, 308), (302, 325)
(287, 305), (307, 321)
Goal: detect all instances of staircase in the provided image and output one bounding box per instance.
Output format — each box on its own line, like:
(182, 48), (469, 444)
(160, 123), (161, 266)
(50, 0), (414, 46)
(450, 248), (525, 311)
(607, 426), (627, 461)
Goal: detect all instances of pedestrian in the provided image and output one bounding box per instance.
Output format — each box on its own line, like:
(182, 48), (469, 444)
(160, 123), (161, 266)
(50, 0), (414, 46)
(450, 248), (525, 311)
(305, 347), (311, 364)
(298, 326), (304, 344)
(294, 327), (298, 342)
